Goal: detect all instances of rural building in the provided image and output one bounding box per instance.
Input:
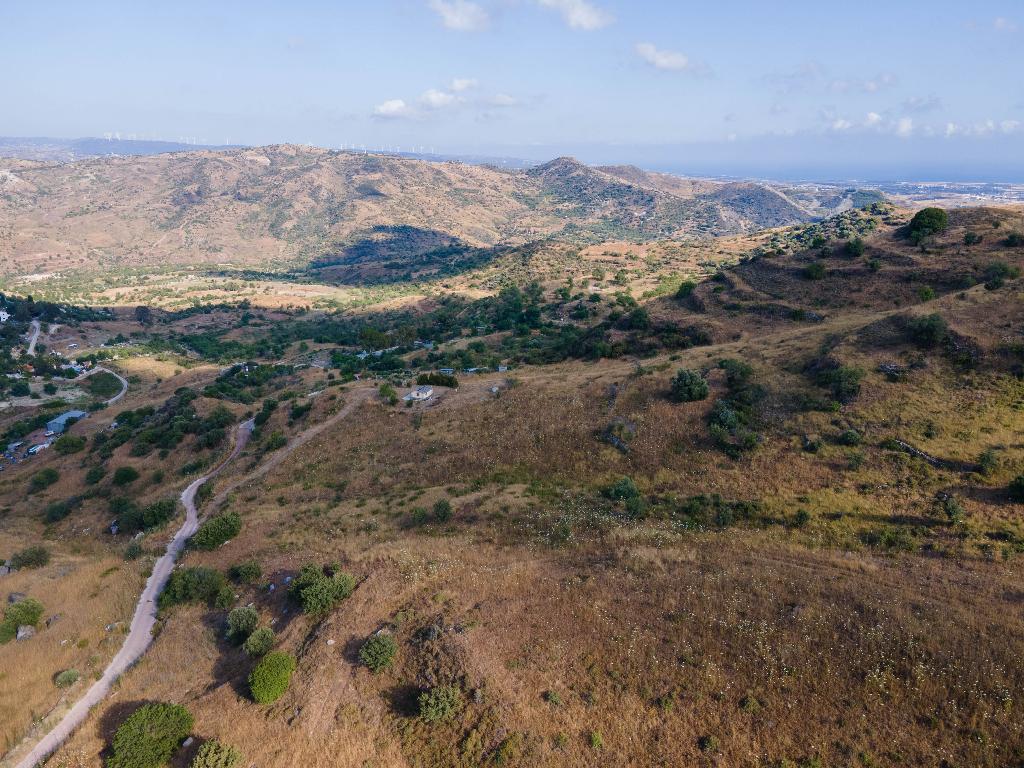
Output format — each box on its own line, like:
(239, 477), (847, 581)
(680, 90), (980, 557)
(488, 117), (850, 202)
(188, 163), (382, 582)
(0, 310), (9, 323)
(403, 385), (433, 402)
(46, 410), (87, 435)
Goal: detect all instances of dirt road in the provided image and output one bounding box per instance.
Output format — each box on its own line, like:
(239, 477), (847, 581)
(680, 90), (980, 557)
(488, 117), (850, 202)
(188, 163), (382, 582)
(25, 319), (40, 356)
(81, 366), (129, 405)
(10, 419), (254, 768)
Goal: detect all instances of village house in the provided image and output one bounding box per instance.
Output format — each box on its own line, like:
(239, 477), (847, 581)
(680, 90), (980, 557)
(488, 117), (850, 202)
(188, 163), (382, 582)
(403, 385), (433, 402)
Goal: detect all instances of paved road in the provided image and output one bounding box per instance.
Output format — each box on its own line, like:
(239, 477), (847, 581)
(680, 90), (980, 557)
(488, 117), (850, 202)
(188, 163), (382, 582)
(25, 319), (41, 356)
(11, 419), (254, 768)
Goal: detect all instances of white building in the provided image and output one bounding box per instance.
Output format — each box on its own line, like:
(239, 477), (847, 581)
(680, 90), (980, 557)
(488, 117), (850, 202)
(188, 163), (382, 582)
(403, 385), (434, 402)
(0, 310), (9, 323)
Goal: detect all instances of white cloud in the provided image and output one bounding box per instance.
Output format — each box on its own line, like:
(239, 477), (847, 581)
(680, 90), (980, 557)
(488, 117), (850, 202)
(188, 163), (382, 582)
(895, 117), (914, 138)
(450, 78), (478, 92)
(866, 111), (883, 126)
(994, 17), (1019, 32)
(373, 99), (413, 119)
(831, 72), (897, 94)
(419, 88), (459, 109)
(635, 42), (695, 72)
(428, 0), (489, 31)
(903, 94), (942, 113)
(488, 93), (519, 107)
(536, 0), (612, 30)
(831, 118), (853, 131)
(1001, 119), (1021, 133)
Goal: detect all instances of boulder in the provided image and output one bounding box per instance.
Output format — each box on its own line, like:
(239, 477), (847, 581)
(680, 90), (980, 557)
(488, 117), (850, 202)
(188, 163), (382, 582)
(16, 625), (36, 641)
(7, 592), (26, 604)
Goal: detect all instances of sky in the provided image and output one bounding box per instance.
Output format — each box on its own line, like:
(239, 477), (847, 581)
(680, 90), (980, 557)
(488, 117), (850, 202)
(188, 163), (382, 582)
(2, 0), (1023, 180)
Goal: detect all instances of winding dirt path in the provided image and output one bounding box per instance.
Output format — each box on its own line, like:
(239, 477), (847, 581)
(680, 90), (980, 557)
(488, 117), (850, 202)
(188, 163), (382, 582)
(25, 319), (41, 356)
(10, 419), (255, 768)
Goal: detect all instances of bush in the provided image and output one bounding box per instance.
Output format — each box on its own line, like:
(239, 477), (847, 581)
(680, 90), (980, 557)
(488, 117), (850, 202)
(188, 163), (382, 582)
(191, 511), (241, 550)
(802, 262), (826, 280)
(264, 431), (287, 451)
(1008, 475), (1024, 503)
(29, 467), (59, 493)
(249, 650), (296, 704)
(417, 372), (459, 388)
(964, 231), (983, 246)
(818, 366), (864, 404)
(290, 564), (355, 615)
(908, 207), (948, 242)
(359, 633), (398, 673)
(846, 237), (865, 257)
(669, 368), (709, 402)
(10, 545), (50, 569)
(1004, 232), (1024, 247)
(243, 626), (275, 657)
(229, 560), (262, 584)
(190, 740), (242, 768)
(604, 476), (640, 502)
(675, 280), (697, 299)
(112, 466), (140, 486)
(433, 498), (453, 522)
(226, 606), (259, 644)
(983, 261), (1020, 290)
(53, 434), (86, 455)
(118, 498), (177, 533)
(159, 567), (229, 609)
(837, 429), (862, 446)
(54, 669), (80, 688)
(85, 466), (106, 485)
(906, 313), (948, 348)
(418, 684), (462, 722)
(107, 702), (194, 768)
(0, 598), (45, 643)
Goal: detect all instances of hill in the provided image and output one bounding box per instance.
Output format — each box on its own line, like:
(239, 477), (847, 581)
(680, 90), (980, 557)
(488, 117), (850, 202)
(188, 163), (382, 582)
(0, 147), (876, 281)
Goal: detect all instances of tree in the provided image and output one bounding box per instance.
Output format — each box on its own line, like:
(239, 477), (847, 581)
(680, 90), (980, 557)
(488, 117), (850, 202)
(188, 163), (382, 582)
(106, 702), (194, 768)
(191, 511), (241, 550)
(243, 627), (275, 657)
(112, 466), (140, 486)
(290, 564), (355, 615)
(226, 606), (259, 644)
(10, 545), (50, 569)
(190, 740), (242, 768)
(906, 313), (948, 348)
(29, 467), (59, 493)
(54, 434), (86, 454)
(802, 262), (827, 280)
(359, 633), (398, 673)
(134, 306), (153, 326)
(433, 498), (453, 522)
(846, 237), (865, 257)
(908, 207), (948, 243)
(249, 650), (296, 704)
(669, 369), (709, 403)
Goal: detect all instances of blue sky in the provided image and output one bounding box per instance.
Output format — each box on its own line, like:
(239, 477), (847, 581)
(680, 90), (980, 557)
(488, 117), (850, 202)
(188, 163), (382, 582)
(3, 0), (1023, 179)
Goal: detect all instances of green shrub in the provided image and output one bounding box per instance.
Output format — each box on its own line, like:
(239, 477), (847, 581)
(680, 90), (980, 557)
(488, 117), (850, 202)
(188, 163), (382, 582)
(118, 498), (177, 533)
(417, 372), (459, 388)
(290, 564), (355, 615)
(112, 466), (140, 486)
(358, 633), (398, 673)
(907, 207), (948, 242)
(226, 606), (259, 644)
(54, 669), (80, 688)
(243, 627), (275, 657)
(837, 429), (862, 446)
(191, 511), (241, 550)
(963, 231), (983, 246)
(675, 280), (697, 299)
(106, 702), (194, 768)
(159, 567), (229, 609)
(917, 286), (935, 301)
(669, 368), (709, 402)
(124, 542), (143, 561)
(604, 476), (640, 501)
(818, 365), (863, 404)
(1004, 232), (1024, 247)
(190, 740), (242, 768)
(264, 431), (287, 451)
(433, 498), (453, 522)
(10, 545), (50, 569)
(978, 448), (999, 477)
(1008, 475), (1024, 503)
(85, 466), (106, 485)
(249, 650), (296, 704)
(906, 313), (948, 348)
(983, 261), (1020, 290)
(846, 237), (865, 257)
(589, 731), (603, 750)
(0, 598), (44, 643)
(229, 560), (262, 584)
(698, 734), (720, 754)
(53, 434), (86, 455)
(802, 262), (826, 280)
(418, 684), (462, 722)
(29, 467), (59, 493)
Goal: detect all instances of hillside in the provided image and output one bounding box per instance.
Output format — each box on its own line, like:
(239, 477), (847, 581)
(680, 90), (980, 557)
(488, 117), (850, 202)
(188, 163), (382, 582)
(1, 202), (1023, 767)
(0, 147), (870, 281)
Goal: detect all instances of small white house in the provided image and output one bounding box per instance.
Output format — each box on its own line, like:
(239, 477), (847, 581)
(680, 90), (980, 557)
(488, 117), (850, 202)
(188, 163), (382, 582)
(0, 310), (9, 323)
(403, 385), (433, 402)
